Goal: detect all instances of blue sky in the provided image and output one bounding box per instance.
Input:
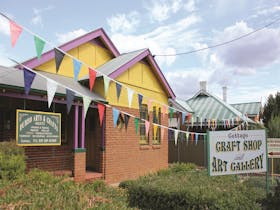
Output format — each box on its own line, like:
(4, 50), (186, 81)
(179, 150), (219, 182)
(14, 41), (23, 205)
(0, 0), (279, 105)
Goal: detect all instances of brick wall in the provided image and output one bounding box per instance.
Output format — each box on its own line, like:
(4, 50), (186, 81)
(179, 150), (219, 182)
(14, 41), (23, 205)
(73, 151), (86, 182)
(104, 106), (168, 184)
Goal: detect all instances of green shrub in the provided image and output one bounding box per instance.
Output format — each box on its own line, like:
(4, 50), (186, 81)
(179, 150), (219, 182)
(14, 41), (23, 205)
(0, 141), (26, 180)
(122, 163), (264, 210)
(262, 179), (280, 210)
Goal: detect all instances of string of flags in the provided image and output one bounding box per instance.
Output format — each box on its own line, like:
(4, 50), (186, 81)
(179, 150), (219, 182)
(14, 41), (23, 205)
(1, 12), (248, 146)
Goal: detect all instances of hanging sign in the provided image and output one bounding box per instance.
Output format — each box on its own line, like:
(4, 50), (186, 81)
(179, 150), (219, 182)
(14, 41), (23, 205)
(208, 130), (266, 176)
(16, 109), (61, 146)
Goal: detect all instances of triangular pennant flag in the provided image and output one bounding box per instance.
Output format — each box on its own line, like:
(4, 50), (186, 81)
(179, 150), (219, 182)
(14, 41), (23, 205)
(83, 96), (91, 119)
(145, 120), (150, 136)
(200, 117), (203, 129)
(153, 124), (158, 138)
(54, 48), (65, 73)
(97, 103), (105, 126)
(46, 78), (57, 108)
(208, 119), (211, 128)
(191, 133), (194, 143)
(169, 107), (174, 118)
(191, 117), (194, 127)
(112, 108), (120, 128)
(186, 132), (189, 144)
(174, 130), (179, 145)
(73, 59), (82, 81)
(9, 20), (22, 47)
(66, 89), (75, 114)
(124, 114), (130, 130)
(162, 105), (167, 118)
(195, 133), (199, 145)
(134, 118), (139, 135)
(23, 68), (36, 95)
(187, 113), (192, 123)
(89, 67), (96, 91)
(138, 94), (143, 109)
(127, 88), (134, 108)
(182, 112), (186, 124)
(34, 36), (45, 60)
(103, 76), (110, 97)
(116, 83), (122, 102)
(147, 99), (152, 112)
(161, 127), (165, 141)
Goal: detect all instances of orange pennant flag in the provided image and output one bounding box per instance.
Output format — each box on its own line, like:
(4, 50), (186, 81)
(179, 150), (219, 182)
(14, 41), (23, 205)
(97, 103), (105, 126)
(89, 67), (97, 91)
(9, 20), (23, 47)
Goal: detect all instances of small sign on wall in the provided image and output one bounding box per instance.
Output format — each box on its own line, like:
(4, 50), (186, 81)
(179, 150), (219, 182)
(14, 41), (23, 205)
(208, 130), (267, 176)
(16, 109), (61, 146)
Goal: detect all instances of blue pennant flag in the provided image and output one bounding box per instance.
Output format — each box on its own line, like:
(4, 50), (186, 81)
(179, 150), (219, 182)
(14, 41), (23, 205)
(116, 83), (122, 102)
(195, 133), (199, 145)
(182, 112), (186, 124)
(138, 94), (143, 109)
(73, 58), (82, 81)
(112, 108), (120, 128)
(23, 68), (36, 95)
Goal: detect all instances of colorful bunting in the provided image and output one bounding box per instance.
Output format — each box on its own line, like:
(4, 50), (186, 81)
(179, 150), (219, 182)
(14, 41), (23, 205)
(134, 118), (139, 135)
(182, 112), (186, 124)
(34, 36), (45, 60)
(187, 113), (192, 122)
(124, 114), (130, 130)
(200, 117), (203, 129)
(145, 120), (150, 136)
(73, 59), (82, 81)
(116, 83), (122, 102)
(46, 78), (57, 108)
(127, 88), (134, 108)
(103, 76), (110, 97)
(112, 108), (120, 128)
(66, 89), (75, 114)
(191, 117), (194, 127)
(191, 133), (194, 143)
(174, 130), (179, 145)
(9, 20), (22, 47)
(97, 103), (105, 126)
(54, 48), (65, 73)
(186, 132), (189, 144)
(147, 99), (152, 112)
(89, 67), (96, 91)
(82, 96), (91, 119)
(138, 94), (143, 109)
(195, 133), (199, 145)
(23, 68), (36, 95)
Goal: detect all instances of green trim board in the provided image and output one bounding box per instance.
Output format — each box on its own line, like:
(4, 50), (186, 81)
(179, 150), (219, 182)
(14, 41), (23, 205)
(16, 109), (61, 146)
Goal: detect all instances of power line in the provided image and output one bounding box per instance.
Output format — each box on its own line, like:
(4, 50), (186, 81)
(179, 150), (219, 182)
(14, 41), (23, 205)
(154, 16), (280, 57)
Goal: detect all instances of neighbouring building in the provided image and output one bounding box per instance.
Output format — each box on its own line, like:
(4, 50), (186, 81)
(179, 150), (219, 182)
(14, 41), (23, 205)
(0, 28), (175, 184)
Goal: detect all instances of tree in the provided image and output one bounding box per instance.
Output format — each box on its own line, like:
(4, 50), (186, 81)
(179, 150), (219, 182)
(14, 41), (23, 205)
(263, 92), (280, 137)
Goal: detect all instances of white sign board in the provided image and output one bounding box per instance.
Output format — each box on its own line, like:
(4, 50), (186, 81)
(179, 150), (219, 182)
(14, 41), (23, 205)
(208, 130), (267, 176)
(267, 138), (280, 158)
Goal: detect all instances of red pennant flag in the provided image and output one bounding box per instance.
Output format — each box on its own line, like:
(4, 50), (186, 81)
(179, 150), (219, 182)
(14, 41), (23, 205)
(89, 67), (96, 91)
(97, 103), (105, 126)
(9, 20), (22, 47)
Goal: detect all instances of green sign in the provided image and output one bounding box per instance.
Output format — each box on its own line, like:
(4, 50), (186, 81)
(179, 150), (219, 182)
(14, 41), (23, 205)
(16, 109), (61, 146)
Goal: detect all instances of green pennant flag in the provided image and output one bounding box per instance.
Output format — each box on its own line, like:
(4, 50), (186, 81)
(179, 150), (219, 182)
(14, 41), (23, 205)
(34, 36), (45, 60)
(134, 118), (139, 135)
(169, 107), (174, 118)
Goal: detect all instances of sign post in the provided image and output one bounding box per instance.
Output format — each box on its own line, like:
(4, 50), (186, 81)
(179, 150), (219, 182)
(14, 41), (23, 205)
(208, 130), (266, 176)
(16, 109), (61, 146)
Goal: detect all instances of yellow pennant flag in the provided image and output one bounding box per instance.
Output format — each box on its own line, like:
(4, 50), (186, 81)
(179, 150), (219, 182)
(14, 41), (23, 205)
(153, 124), (158, 138)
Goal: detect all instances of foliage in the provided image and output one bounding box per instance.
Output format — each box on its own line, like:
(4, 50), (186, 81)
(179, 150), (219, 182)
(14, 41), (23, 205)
(121, 163), (265, 210)
(263, 92), (280, 127)
(262, 179), (280, 210)
(267, 115), (280, 138)
(0, 169), (136, 210)
(0, 141), (26, 180)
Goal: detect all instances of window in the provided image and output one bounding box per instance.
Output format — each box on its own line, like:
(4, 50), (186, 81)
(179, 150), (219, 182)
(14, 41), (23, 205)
(139, 104), (149, 144)
(152, 106), (161, 144)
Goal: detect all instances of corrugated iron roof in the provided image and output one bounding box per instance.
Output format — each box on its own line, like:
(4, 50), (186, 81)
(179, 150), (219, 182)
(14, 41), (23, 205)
(169, 98), (194, 113)
(186, 90), (254, 123)
(0, 66), (105, 102)
(231, 102), (261, 116)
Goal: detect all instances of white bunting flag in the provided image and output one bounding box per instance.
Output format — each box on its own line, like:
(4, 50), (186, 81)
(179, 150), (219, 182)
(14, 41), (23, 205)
(174, 130), (179, 145)
(127, 88), (134, 108)
(46, 79), (57, 108)
(83, 96), (91, 119)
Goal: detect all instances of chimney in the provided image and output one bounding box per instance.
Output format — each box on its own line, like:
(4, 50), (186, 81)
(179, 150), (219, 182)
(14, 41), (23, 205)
(222, 86), (227, 102)
(200, 81), (207, 92)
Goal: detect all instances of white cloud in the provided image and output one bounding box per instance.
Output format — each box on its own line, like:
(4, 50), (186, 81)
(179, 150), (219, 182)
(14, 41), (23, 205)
(31, 6), (54, 27)
(184, 0), (196, 12)
(0, 15), (10, 35)
(107, 11), (140, 33)
(145, 0), (186, 22)
(56, 29), (88, 44)
(214, 21), (280, 73)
